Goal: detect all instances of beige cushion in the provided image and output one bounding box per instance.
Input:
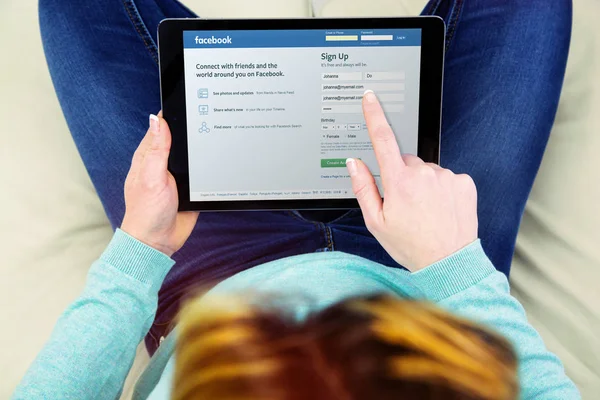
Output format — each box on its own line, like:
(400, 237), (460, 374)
(316, 0), (424, 16)
(186, 0), (309, 18)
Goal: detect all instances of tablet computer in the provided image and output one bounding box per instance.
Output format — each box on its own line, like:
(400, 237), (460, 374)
(158, 17), (445, 211)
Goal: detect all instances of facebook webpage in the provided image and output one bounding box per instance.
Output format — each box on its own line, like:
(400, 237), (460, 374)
(183, 28), (422, 201)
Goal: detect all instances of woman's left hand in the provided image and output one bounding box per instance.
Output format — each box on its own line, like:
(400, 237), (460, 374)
(121, 113), (199, 257)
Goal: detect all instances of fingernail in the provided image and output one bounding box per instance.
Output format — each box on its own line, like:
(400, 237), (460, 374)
(363, 90), (376, 103)
(346, 158), (358, 177)
(149, 114), (160, 134)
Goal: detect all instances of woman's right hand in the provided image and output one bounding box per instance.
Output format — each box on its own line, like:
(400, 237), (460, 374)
(346, 91), (479, 272)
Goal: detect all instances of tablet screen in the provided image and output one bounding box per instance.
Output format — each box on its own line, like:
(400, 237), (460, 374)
(182, 28), (422, 201)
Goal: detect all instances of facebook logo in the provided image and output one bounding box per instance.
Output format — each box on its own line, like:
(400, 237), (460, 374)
(194, 35), (233, 45)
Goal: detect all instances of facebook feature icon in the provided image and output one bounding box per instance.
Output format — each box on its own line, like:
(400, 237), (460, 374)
(198, 88), (209, 98)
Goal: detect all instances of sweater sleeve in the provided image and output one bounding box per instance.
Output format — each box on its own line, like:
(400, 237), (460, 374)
(410, 240), (581, 400)
(12, 229), (175, 400)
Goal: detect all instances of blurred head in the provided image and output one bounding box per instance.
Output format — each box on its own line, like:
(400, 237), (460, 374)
(172, 294), (518, 400)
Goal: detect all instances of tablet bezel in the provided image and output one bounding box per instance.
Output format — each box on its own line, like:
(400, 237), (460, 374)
(158, 17), (445, 211)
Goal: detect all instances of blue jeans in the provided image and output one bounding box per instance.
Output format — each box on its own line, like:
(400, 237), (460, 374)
(39, 0), (571, 354)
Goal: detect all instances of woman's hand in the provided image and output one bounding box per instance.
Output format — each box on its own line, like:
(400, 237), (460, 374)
(346, 91), (478, 272)
(121, 114), (199, 257)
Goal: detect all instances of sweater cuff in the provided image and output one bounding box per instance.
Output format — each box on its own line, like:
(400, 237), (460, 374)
(410, 240), (496, 302)
(100, 229), (175, 287)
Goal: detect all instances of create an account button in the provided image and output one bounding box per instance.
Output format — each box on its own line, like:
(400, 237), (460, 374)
(321, 158), (348, 168)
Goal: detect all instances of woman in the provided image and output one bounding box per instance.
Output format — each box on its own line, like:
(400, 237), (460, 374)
(13, 0), (578, 398)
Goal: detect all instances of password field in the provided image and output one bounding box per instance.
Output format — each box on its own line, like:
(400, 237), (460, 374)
(322, 104), (405, 114)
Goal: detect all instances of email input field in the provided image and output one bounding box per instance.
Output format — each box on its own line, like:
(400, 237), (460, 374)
(322, 83), (405, 92)
(322, 93), (405, 103)
(325, 35), (359, 41)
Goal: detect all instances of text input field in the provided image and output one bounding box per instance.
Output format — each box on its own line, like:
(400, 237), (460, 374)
(322, 104), (404, 114)
(361, 35), (394, 41)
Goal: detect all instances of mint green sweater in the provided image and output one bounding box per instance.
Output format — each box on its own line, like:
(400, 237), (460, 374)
(13, 230), (580, 399)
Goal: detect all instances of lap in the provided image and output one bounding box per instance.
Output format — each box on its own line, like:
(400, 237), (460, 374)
(40, 0), (571, 276)
(39, 0), (571, 350)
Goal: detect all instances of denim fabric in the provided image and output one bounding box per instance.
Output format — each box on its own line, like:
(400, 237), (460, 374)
(39, 0), (571, 354)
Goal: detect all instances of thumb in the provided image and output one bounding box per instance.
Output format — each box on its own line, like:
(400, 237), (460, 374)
(141, 114), (172, 181)
(346, 158), (383, 227)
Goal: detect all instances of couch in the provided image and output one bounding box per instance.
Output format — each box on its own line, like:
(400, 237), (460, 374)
(0, 0), (598, 398)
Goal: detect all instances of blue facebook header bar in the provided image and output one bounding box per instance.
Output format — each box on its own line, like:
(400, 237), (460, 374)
(183, 29), (421, 49)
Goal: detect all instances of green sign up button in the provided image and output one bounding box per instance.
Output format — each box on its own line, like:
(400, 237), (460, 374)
(321, 158), (348, 168)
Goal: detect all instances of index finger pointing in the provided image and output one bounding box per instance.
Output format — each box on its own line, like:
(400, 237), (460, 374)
(362, 90), (406, 182)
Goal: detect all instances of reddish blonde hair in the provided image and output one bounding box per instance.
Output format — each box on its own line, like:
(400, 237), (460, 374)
(172, 294), (518, 400)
